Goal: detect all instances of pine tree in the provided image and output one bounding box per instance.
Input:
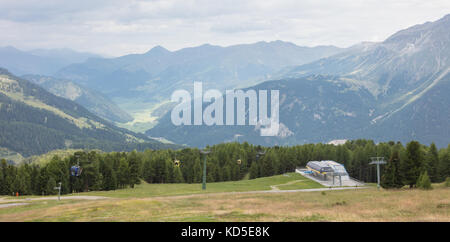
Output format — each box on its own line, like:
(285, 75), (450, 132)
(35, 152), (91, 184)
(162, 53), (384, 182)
(425, 143), (440, 182)
(402, 141), (424, 188)
(0, 166), (4, 195)
(166, 158), (174, 183)
(117, 158), (130, 188)
(0, 159), (7, 195)
(416, 171), (432, 190)
(438, 145), (450, 182)
(260, 151), (275, 177)
(249, 161), (259, 179)
(102, 164), (117, 190)
(128, 151), (141, 188)
(223, 165), (231, 181)
(172, 166), (184, 183)
(142, 160), (155, 183)
(17, 165), (32, 195)
(30, 165), (40, 195)
(193, 158), (202, 183)
(46, 177), (57, 195)
(381, 149), (404, 189)
(4, 164), (16, 195)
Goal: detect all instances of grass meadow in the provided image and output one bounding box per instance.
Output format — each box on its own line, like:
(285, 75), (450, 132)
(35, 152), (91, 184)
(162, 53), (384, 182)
(0, 173), (448, 222)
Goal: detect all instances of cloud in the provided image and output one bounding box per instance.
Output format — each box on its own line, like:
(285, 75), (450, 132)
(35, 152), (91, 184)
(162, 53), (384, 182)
(0, 0), (449, 56)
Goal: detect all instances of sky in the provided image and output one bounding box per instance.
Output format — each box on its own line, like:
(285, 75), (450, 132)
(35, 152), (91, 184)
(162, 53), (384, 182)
(0, 0), (449, 57)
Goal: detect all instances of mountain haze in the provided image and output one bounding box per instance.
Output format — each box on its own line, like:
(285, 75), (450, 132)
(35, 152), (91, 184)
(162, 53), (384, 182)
(148, 14), (450, 148)
(22, 75), (133, 123)
(57, 41), (343, 97)
(55, 41), (344, 130)
(0, 68), (176, 156)
(0, 46), (100, 75)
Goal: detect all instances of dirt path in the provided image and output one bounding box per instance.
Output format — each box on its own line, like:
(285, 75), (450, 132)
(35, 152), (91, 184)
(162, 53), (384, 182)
(143, 186), (370, 201)
(0, 203), (30, 209)
(1, 186), (370, 207)
(270, 180), (304, 190)
(0, 196), (108, 204)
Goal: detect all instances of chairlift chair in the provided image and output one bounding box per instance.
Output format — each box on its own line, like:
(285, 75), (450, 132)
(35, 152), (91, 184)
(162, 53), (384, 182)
(70, 165), (82, 177)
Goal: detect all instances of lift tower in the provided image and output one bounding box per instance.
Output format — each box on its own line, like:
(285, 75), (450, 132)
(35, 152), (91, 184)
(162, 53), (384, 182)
(370, 157), (386, 189)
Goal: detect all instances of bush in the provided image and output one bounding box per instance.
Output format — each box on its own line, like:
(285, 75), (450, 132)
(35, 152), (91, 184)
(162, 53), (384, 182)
(416, 171), (432, 190)
(445, 177), (450, 187)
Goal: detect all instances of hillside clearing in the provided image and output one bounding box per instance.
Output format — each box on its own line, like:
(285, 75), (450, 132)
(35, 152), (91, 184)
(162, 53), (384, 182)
(0, 186), (448, 222)
(0, 173), (448, 221)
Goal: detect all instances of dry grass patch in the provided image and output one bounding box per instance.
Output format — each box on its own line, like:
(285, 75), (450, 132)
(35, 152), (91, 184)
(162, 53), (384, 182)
(0, 187), (448, 222)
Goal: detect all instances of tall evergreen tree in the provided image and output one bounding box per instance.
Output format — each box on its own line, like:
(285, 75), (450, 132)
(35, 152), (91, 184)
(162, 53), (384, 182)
(438, 145), (450, 181)
(117, 158), (130, 188)
(192, 158), (202, 183)
(172, 166), (184, 183)
(425, 143), (440, 182)
(142, 160), (155, 183)
(402, 141), (424, 188)
(127, 151), (140, 188)
(0, 159), (6, 195)
(101, 163), (117, 190)
(249, 161), (259, 179)
(46, 177), (57, 195)
(381, 149), (404, 189)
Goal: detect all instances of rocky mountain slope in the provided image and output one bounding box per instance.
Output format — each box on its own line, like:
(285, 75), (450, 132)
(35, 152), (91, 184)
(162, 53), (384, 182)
(147, 14), (450, 148)
(0, 68), (176, 156)
(55, 41), (343, 130)
(22, 75), (133, 123)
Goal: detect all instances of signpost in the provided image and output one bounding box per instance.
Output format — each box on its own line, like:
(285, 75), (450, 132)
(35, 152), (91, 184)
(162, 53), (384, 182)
(369, 157), (387, 189)
(54, 182), (62, 201)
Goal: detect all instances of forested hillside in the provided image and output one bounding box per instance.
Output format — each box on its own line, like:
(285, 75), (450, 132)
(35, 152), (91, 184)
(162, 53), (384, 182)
(0, 68), (177, 157)
(22, 74), (133, 123)
(1, 140), (448, 195)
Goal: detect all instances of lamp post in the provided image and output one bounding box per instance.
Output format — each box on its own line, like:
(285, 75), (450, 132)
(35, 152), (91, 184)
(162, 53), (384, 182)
(369, 157), (386, 189)
(200, 148), (211, 190)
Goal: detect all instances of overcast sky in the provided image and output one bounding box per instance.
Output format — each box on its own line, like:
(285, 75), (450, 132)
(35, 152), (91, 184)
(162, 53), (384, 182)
(1, 0), (449, 57)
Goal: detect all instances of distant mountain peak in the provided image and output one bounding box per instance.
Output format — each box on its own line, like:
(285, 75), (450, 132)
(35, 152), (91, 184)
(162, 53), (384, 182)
(145, 45), (171, 55)
(441, 13), (450, 20)
(383, 13), (450, 46)
(0, 67), (12, 75)
(0, 46), (22, 53)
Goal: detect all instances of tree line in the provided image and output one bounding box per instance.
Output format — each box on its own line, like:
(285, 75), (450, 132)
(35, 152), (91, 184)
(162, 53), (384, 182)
(1, 140), (449, 195)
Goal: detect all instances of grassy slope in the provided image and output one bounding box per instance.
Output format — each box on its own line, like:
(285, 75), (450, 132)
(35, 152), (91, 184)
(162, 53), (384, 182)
(84, 172), (322, 198)
(0, 174), (449, 222)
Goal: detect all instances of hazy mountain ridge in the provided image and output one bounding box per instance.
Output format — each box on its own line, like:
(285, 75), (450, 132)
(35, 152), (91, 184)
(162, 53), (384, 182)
(146, 75), (377, 147)
(55, 41), (345, 129)
(0, 46), (101, 76)
(22, 74), (133, 123)
(0, 68), (176, 156)
(147, 14), (450, 148)
(278, 14), (450, 124)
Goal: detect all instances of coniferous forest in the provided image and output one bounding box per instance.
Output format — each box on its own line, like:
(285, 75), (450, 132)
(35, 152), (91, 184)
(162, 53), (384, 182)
(0, 140), (449, 196)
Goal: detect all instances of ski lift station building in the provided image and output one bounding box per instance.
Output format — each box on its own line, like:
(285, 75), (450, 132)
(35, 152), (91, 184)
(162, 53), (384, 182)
(306, 160), (350, 181)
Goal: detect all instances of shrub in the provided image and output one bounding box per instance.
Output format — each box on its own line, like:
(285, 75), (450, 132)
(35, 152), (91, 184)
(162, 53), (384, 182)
(444, 177), (450, 187)
(416, 171), (432, 190)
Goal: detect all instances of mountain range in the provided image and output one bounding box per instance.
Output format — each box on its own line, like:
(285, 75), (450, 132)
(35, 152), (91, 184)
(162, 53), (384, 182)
(22, 75), (133, 123)
(147, 14), (450, 148)
(0, 14), (449, 156)
(0, 46), (101, 76)
(0, 68), (176, 157)
(55, 41), (344, 131)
